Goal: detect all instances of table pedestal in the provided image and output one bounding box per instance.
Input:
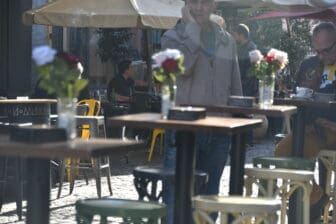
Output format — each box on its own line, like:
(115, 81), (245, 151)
(26, 159), (50, 224)
(174, 131), (195, 224)
(230, 133), (246, 195)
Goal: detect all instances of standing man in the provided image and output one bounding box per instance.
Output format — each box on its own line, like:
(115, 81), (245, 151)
(232, 23), (258, 97)
(161, 0), (242, 222)
(232, 24), (258, 145)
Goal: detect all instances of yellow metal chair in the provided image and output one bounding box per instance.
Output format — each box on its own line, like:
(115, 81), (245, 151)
(147, 129), (165, 162)
(77, 99), (101, 138)
(66, 99), (101, 180)
(58, 99), (112, 198)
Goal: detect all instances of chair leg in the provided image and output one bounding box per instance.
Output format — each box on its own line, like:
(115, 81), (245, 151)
(93, 158), (102, 198)
(70, 158), (76, 195)
(15, 158), (23, 220)
(83, 169), (89, 185)
(159, 133), (164, 155)
(104, 157), (113, 196)
(148, 131), (159, 162)
(0, 157), (8, 211)
(57, 159), (66, 198)
(66, 158), (71, 182)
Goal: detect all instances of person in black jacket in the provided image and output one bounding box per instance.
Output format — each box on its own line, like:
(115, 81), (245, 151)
(232, 23), (258, 97)
(107, 60), (135, 103)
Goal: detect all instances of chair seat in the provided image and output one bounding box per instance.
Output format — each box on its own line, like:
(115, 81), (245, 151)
(192, 195), (281, 224)
(133, 165), (208, 201)
(133, 165), (208, 181)
(245, 167), (314, 182)
(76, 198), (166, 223)
(193, 195), (281, 213)
(253, 156), (316, 171)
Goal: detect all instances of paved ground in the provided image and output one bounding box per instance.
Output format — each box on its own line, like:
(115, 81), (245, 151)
(0, 137), (275, 224)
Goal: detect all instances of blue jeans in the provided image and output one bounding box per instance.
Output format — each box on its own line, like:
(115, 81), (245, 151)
(163, 131), (231, 224)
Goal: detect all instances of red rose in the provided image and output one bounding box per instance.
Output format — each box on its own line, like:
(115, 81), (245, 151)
(265, 53), (275, 64)
(57, 52), (80, 67)
(162, 58), (178, 72)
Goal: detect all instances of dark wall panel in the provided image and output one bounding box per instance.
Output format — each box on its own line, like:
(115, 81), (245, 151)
(0, 1), (9, 96)
(0, 0), (32, 97)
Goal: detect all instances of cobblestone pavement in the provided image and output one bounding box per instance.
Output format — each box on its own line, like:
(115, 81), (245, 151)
(0, 138), (275, 223)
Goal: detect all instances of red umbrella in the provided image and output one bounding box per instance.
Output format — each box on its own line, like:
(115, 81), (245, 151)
(247, 7), (336, 21)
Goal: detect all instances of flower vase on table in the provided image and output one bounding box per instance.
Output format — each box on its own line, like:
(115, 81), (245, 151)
(32, 45), (88, 140)
(249, 48), (288, 109)
(57, 98), (77, 140)
(161, 82), (177, 119)
(152, 48), (185, 119)
(258, 74), (275, 109)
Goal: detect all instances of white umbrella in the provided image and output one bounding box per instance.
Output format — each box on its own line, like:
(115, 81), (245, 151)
(23, 0), (184, 29)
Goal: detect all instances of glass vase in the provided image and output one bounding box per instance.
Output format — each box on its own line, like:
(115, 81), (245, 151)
(161, 83), (176, 119)
(57, 97), (77, 140)
(258, 74), (275, 109)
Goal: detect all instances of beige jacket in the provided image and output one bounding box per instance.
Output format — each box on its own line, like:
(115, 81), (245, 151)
(161, 20), (242, 110)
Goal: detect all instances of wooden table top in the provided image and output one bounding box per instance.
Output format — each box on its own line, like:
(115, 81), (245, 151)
(0, 99), (57, 104)
(108, 113), (262, 134)
(0, 138), (144, 159)
(191, 104), (297, 117)
(275, 98), (336, 108)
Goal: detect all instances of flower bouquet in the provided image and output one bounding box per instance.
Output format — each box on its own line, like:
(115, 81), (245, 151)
(32, 45), (88, 99)
(32, 45), (88, 139)
(249, 48), (288, 85)
(152, 49), (185, 118)
(249, 49), (288, 107)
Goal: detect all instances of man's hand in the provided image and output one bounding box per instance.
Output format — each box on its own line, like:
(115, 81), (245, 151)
(181, 6), (195, 24)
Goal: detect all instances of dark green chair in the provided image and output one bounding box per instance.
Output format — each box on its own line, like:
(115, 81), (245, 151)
(133, 165), (208, 202)
(76, 198), (166, 224)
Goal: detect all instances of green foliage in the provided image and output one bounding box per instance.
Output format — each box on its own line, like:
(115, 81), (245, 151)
(37, 58), (88, 98)
(96, 29), (133, 63)
(240, 10), (312, 77)
(249, 60), (275, 85)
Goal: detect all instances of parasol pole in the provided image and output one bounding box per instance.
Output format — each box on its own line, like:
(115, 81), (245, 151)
(142, 29), (153, 92)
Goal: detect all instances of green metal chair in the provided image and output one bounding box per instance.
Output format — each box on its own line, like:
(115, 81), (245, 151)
(76, 198), (167, 224)
(252, 156), (316, 224)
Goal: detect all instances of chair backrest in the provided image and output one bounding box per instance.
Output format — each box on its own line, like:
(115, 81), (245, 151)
(77, 99), (101, 139)
(77, 99), (101, 116)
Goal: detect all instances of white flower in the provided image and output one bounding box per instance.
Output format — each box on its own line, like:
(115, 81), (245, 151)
(32, 45), (57, 66)
(165, 49), (182, 59)
(249, 50), (264, 63)
(271, 48), (288, 65)
(152, 48), (182, 66)
(77, 62), (84, 75)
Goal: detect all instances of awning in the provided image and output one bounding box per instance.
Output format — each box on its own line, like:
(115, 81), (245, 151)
(247, 7), (336, 21)
(216, 0), (336, 10)
(23, 0), (184, 29)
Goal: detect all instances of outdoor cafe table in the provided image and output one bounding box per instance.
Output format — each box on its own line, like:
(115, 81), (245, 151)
(0, 138), (145, 224)
(189, 104), (297, 126)
(108, 113), (262, 224)
(274, 98), (336, 156)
